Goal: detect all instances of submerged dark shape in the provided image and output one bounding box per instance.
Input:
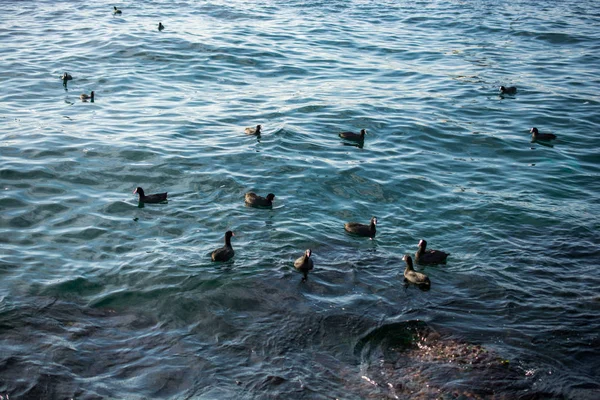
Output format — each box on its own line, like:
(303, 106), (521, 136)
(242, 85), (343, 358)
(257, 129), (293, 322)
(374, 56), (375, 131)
(158, 22), (164, 31)
(341, 140), (364, 149)
(245, 125), (262, 135)
(258, 375), (286, 389)
(294, 249), (314, 281)
(415, 239), (449, 265)
(80, 91), (94, 102)
(499, 86), (517, 95)
(244, 192), (275, 208)
(403, 254), (430, 288)
(339, 128), (367, 142)
(133, 187), (168, 203)
(345, 216), (377, 238)
(530, 127), (557, 141)
(353, 320), (526, 398)
(211, 230), (235, 262)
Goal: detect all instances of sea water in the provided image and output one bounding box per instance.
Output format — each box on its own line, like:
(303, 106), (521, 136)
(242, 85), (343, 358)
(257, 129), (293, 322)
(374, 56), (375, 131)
(1, 0), (599, 398)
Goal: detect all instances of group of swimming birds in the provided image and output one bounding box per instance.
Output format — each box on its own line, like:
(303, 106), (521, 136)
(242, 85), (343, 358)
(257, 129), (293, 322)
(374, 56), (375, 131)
(499, 86), (558, 141)
(113, 6), (164, 29)
(59, 7), (164, 101)
(61, 7), (556, 286)
(132, 187), (448, 286)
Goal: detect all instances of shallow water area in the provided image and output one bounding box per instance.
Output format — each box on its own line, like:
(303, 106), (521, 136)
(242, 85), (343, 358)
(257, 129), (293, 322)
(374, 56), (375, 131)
(1, 0), (600, 398)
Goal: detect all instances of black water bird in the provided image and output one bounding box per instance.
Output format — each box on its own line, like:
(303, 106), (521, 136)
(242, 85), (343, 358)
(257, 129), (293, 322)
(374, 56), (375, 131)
(339, 129), (367, 142)
(245, 125), (262, 135)
(499, 86), (517, 95)
(530, 127), (557, 141)
(245, 192), (275, 208)
(133, 187), (168, 203)
(80, 91), (94, 102)
(113, 6), (122, 15)
(61, 72), (72, 85)
(294, 249), (314, 281)
(415, 239), (449, 265)
(211, 230), (235, 262)
(344, 216), (377, 238)
(403, 255), (430, 288)
(158, 22), (164, 31)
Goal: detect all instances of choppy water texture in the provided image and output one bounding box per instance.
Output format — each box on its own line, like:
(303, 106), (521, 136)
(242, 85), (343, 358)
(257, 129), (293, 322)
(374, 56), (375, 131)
(1, 0), (600, 398)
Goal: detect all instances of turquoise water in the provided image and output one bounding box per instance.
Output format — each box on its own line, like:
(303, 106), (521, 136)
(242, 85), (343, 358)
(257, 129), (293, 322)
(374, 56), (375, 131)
(1, 0), (600, 398)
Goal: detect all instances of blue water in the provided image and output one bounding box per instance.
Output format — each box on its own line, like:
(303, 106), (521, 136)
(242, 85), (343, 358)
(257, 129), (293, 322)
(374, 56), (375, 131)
(1, 0), (600, 398)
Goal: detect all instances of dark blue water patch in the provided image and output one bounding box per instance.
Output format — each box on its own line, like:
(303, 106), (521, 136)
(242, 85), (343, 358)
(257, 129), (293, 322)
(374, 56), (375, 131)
(0, 262), (18, 276)
(0, 297), (163, 397)
(89, 288), (169, 310)
(257, 65), (309, 79)
(199, 4), (256, 21)
(103, 201), (136, 215)
(42, 276), (104, 297)
(61, 227), (108, 241)
(4, 202), (69, 229)
(0, 168), (57, 181)
(118, 149), (162, 161)
(511, 28), (586, 45)
(0, 197), (27, 209)
(27, 184), (67, 196)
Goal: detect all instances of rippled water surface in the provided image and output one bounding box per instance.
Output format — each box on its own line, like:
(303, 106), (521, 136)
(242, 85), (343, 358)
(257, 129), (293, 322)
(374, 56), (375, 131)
(1, 0), (600, 398)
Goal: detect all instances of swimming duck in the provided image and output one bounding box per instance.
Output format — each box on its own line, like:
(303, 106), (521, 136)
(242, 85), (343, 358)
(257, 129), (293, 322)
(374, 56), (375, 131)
(415, 239), (449, 265)
(245, 192), (275, 208)
(211, 231), (235, 262)
(499, 86), (517, 95)
(403, 255), (430, 287)
(294, 249), (314, 281)
(339, 129), (367, 142)
(344, 216), (377, 238)
(80, 91), (94, 101)
(530, 127), (557, 141)
(245, 125), (262, 135)
(113, 6), (122, 15)
(158, 22), (164, 31)
(133, 187), (168, 203)
(61, 72), (72, 85)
